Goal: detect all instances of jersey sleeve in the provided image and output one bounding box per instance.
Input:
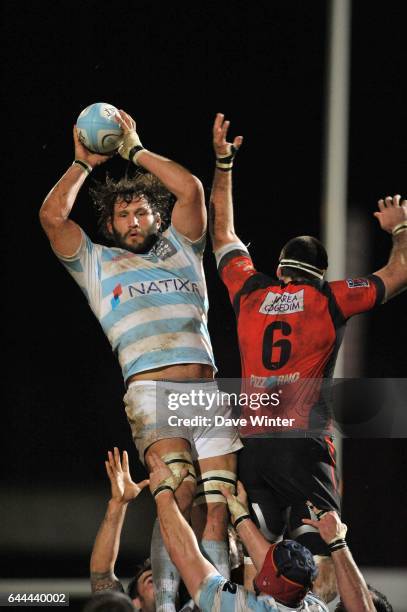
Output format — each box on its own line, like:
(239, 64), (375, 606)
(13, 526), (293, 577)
(52, 229), (102, 316)
(165, 224), (206, 257)
(329, 274), (385, 319)
(214, 241), (257, 303)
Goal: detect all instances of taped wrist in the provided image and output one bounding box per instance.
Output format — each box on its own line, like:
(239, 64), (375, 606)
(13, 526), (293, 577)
(328, 538), (348, 553)
(227, 495), (250, 529)
(326, 520), (348, 553)
(118, 130), (145, 164)
(152, 483), (174, 498)
(73, 159), (93, 175)
(216, 144), (238, 172)
(392, 221), (407, 236)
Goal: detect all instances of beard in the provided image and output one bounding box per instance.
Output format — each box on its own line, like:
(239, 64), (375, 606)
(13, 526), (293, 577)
(111, 225), (160, 254)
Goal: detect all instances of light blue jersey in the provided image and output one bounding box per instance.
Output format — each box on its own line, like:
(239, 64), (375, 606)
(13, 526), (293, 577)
(55, 225), (216, 381)
(197, 574), (328, 612)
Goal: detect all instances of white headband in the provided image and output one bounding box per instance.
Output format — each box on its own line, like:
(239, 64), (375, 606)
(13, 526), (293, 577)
(278, 258), (325, 280)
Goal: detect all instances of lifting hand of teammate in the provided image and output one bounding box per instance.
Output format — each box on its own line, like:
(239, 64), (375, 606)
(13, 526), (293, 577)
(373, 194), (407, 233)
(148, 452), (189, 499)
(73, 125), (112, 168)
(220, 480), (250, 526)
(302, 502), (347, 545)
(105, 447), (149, 505)
(213, 113), (243, 157)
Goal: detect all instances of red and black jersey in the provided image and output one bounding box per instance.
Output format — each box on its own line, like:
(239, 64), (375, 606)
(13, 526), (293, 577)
(218, 248), (385, 436)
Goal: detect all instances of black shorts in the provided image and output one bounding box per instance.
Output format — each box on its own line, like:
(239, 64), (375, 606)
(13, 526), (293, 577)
(238, 436), (341, 556)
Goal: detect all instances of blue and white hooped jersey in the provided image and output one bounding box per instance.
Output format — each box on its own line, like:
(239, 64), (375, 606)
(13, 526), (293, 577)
(54, 225), (216, 381)
(197, 574), (328, 612)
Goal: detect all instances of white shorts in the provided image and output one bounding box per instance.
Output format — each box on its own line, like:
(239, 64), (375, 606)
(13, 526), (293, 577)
(124, 380), (243, 464)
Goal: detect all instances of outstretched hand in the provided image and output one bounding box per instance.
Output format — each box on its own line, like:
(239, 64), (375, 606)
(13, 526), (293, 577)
(213, 113), (243, 157)
(105, 447), (149, 504)
(302, 501), (347, 544)
(73, 126), (112, 168)
(374, 194), (407, 233)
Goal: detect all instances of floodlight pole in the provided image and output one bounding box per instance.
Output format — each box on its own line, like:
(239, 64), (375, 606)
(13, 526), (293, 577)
(322, 0), (352, 467)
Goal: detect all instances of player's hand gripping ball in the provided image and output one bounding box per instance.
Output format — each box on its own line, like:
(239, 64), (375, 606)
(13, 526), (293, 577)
(76, 102), (123, 154)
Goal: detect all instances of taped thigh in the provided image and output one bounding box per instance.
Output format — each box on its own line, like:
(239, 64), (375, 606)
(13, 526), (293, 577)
(193, 470), (237, 505)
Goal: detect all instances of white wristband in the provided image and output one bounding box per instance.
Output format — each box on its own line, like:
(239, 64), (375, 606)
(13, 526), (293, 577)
(392, 222), (407, 236)
(73, 159), (93, 175)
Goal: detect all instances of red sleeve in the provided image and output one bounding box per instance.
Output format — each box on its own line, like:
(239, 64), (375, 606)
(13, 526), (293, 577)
(218, 250), (257, 303)
(329, 275), (385, 319)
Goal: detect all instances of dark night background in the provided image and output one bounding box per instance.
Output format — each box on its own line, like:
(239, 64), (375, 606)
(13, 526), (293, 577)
(1, 0), (406, 606)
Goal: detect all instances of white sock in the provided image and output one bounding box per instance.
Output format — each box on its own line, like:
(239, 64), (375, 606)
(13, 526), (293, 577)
(151, 518), (180, 612)
(200, 539), (230, 579)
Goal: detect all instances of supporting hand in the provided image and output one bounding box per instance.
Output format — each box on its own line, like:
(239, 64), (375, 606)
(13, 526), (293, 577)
(115, 110), (144, 162)
(302, 501), (347, 544)
(220, 480), (250, 528)
(73, 125), (112, 168)
(148, 452), (189, 499)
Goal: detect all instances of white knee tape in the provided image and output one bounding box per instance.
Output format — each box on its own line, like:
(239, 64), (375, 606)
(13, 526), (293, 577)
(193, 470), (237, 505)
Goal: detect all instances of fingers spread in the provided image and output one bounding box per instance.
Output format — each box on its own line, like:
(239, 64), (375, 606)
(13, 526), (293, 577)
(213, 113), (224, 132)
(233, 135), (243, 149)
(114, 447), (122, 470)
(221, 119), (230, 138)
(377, 199), (386, 211)
(122, 450), (129, 472)
(105, 460), (113, 479)
(116, 109), (136, 132)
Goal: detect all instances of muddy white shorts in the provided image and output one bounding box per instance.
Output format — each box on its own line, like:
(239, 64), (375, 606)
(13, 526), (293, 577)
(124, 379), (243, 463)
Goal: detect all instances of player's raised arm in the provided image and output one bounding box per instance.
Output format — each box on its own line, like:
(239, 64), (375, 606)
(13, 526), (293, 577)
(39, 127), (110, 256)
(148, 453), (217, 603)
(221, 481), (270, 571)
(372, 194), (407, 301)
(302, 505), (375, 612)
(209, 113), (243, 251)
(90, 448), (149, 593)
(116, 110), (205, 241)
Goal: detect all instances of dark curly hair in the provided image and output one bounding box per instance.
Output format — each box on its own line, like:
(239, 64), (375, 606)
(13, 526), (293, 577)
(127, 558), (152, 599)
(89, 172), (175, 240)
